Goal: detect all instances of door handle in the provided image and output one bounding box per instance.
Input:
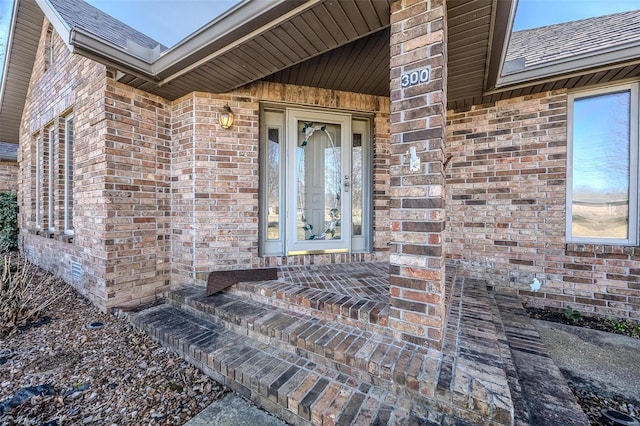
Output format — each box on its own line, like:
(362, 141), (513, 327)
(343, 174), (350, 192)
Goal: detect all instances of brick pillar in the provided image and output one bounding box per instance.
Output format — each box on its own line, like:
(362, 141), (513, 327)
(389, 0), (447, 348)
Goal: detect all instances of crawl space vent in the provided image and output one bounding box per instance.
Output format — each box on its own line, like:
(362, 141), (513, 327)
(71, 261), (82, 279)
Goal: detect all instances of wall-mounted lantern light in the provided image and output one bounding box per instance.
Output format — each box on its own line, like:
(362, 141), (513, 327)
(219, 104), (234, 129)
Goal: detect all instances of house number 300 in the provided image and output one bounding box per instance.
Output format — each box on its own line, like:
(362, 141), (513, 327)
(401, 68), (430, 88)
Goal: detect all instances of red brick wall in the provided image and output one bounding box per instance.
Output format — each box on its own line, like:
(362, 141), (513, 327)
(446, 90), (640, 320)
(170, 82), (391, 286)
(20, 21), (108, 308)
(387, 0), (448, 348)
(21, 21), (392, 305)
(0, 161), (18, 192)
(100, 79), (171, 307)
(19, 20), (171, 311)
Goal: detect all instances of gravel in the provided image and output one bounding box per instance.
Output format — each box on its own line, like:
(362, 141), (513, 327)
(569, 379), (640, 425)
(0, 273), (227, 425)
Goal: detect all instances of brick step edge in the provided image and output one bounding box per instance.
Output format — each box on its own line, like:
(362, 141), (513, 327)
(128, 303), (451, 426)
(227, 280), (391, 333)
(166, 287), (441, 398)
(164, 286), (513, 425)
(492, 290), (590, 426)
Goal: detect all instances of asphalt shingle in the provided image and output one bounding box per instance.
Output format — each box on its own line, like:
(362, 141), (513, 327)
(48, 0), (167, 53)
(506, 10), (640, 70)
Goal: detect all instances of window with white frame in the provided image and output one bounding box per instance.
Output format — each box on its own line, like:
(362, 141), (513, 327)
(35, 135), (42, 229)
(45, 25), (55, 70)
(47, 127), (55, 232)
(64, 115), (74, 234)
(567, 83), (639, 244)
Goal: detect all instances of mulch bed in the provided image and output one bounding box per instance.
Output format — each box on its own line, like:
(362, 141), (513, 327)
(526, 306), (639, 336)
(0, 267), (227, 425)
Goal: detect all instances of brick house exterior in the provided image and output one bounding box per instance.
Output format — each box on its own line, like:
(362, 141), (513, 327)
(0, 160), (18, 193)
(447, 90), (640, 320)
(0, 144), (19, 193)
(2, 0), (640, 353)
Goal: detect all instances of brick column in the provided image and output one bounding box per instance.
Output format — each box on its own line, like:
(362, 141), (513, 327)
(389, 0), (447, 348)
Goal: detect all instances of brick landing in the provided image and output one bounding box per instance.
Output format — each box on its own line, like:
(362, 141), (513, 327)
(229, 263), (390, 332)
(126, 265), (588, 425)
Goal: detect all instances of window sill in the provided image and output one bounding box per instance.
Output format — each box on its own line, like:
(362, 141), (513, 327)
(28, 228), (73, 244)
(565, 243), (640, 256)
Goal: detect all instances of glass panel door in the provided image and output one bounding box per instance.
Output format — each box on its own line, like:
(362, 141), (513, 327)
(287, 110), (351, 254)
(351, 118), (371, 252)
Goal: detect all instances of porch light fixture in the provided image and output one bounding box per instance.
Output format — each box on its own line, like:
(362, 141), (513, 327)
(219, 104), (234, 129)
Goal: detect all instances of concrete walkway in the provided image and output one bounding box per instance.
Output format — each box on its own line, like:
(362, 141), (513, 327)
(184, 393), (287, 426)
(533, 319), (640, 399)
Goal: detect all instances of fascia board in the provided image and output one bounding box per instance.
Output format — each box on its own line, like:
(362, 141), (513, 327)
(152, 0), (277, 70)
(0, 0), (20, 111)
(35, 0), (72, 50)
(42, 0), (317, 90)
(496, 42), (640, 88)
(152, 0), (322, 83)
(486, 0), (517, 92)
(69, 27), (155, 77)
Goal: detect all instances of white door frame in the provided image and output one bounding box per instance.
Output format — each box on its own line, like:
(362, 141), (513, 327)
(286, 108), (352, 255)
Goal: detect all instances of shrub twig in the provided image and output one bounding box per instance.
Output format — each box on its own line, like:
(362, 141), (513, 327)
(0, 255), (69, 336)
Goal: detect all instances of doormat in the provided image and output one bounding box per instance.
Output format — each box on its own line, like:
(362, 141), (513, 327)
(206, 268), (279, 296)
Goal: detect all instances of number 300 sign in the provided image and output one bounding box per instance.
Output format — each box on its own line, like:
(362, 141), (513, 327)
(401, 67), (430, 88)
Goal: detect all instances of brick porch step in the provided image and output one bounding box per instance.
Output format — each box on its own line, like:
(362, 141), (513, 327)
(165, 287), (440, 400)
(128, 266), (590, 425)
(152, 280), (516, 424)
(226, 269), (390, 333)
(491, 290), (590, 426)
(130, 303), (449, 426)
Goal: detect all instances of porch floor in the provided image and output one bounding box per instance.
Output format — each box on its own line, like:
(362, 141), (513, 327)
(277, 263), (390, 305)
(229, 262), (391, 331)
(128, 263), (589, 425)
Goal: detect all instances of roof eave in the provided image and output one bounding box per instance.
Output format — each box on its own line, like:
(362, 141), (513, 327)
(483, 0), (518, 94)
(55, 0), (318, 93)
(35, 0), (71, 50)
(0, 0), (20, 111)
(152, 0), (318, 85)
(0, 0), (45, 145)
(69, 27), (156, 79)
(153, 0), (289, 70)
(494, 43), (640, 89)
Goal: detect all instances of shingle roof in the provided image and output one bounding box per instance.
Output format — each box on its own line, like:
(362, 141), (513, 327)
(0, 142), (18, 161)
(505, 9), (640, 71)
(48, 0), (167, 53)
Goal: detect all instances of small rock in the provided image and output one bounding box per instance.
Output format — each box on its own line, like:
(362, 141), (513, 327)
(0, 384), (56, 415)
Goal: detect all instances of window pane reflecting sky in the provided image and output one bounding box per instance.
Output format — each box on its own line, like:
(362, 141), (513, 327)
(573, 91), (630, 201)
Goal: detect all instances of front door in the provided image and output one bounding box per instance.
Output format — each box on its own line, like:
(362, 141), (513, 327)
(286, 109), (352, 255)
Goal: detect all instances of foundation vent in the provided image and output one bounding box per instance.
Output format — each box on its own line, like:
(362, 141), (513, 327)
(26, 247), (34, 257)
(71, 261), (82, 279)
